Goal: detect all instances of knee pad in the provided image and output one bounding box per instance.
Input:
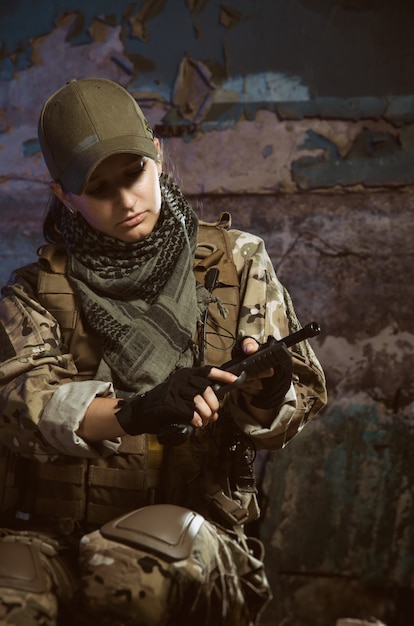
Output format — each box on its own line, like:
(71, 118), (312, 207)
(0, 538), (59, 626)
(0, 532), (77, 604)
(100, 503), (205, 561)
(0, 540), (47, 593)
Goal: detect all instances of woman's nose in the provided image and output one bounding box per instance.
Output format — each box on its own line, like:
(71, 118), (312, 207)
(117, 186), (136, 209)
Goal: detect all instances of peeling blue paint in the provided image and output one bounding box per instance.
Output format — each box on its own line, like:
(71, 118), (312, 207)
(299, 130), (341, 159)
(292, 150), (414, 189)
(275, 96), (414, 126)
(220, 72), (310, 102)
(0, 1), (131, 56)
(275, 97), (388, 121)
(22, 138), (40, 157)
(292, 128), (414, 189)
(262, 404), (414, 586)
(1, 0), (414, 112)
(0, 56), (14, 81)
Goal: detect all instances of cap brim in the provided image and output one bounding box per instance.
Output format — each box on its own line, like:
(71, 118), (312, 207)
(60, 135), (159, 195)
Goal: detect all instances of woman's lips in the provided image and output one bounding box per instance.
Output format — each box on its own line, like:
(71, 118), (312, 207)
(120, 212), (146, 227)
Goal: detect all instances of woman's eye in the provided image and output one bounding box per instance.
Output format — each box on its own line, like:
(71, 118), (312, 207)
(126, 164), (145, 179)
(86, 184), (108, 197)
(84, 160), (146, 196)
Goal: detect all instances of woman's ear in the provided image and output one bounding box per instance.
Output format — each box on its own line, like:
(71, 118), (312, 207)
(153, 137), (162, 175)
(50, 182), (75, 213)
(50, 181), (66, 203)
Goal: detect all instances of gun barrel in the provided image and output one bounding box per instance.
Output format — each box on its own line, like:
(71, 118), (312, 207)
(281, 321), (321, 348)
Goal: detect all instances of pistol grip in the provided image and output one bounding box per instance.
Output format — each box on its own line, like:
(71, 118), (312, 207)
(213, 371), (247, 400)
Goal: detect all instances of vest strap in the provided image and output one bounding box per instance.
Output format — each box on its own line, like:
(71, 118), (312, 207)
(86, 502), (140, 527)
(37, 461), (86, 485)
(34, 497), (85, 520)
(88, 466), (146, 490)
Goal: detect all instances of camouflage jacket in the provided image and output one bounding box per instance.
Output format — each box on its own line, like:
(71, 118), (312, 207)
(0, 227), (326, 463)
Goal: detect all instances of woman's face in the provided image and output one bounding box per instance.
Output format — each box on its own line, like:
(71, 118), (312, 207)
(53, 151), (162, 243)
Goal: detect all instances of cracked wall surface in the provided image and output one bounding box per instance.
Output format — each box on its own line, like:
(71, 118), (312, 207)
(1, 1), (414, 625)
(198, 192), (413, 623)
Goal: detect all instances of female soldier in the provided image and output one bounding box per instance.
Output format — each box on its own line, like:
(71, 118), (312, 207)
(0, 78), (327, 626)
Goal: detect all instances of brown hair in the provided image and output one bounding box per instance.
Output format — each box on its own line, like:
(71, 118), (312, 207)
(43, 193), (66, 244)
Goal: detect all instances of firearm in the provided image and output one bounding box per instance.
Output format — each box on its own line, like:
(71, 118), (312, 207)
(157, 321), (321, 446)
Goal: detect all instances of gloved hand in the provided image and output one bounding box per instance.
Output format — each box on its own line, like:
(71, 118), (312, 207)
(250, 340), (293, 410)
(228, 335), (293, 410)
(115, 366), (213, 436)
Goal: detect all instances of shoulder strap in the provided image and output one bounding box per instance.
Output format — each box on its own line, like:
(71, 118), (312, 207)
(37, 244), (101, 377)
(196, 212), (234, 260)
(37, 244), (79, 345)
(194, 212), (240, 367)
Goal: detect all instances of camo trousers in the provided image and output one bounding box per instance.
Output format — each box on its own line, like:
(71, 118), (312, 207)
(0, 520), (271, 626)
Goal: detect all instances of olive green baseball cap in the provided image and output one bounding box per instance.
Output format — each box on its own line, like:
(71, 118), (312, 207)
(38, 78), (158, 195)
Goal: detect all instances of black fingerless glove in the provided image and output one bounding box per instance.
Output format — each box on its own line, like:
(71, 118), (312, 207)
(251, 341), (293, 410)
(115, 366), (213, 436)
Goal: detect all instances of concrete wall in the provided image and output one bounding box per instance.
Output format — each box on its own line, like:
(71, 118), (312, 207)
(1, 1), (414, 624)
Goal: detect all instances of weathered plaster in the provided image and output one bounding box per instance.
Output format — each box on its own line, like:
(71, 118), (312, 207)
(2, 9), (414, 196)
(197, 191), (414, 624)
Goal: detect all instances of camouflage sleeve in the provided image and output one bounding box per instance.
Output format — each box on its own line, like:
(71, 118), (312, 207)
(0, 276), (119, 461)
(224, 229), (327, 450)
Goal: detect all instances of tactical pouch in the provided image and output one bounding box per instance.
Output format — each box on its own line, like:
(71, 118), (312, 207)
(100, 504), (205, 562)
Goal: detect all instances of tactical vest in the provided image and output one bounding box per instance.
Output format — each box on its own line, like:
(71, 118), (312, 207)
(1, 214), (257, 530)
